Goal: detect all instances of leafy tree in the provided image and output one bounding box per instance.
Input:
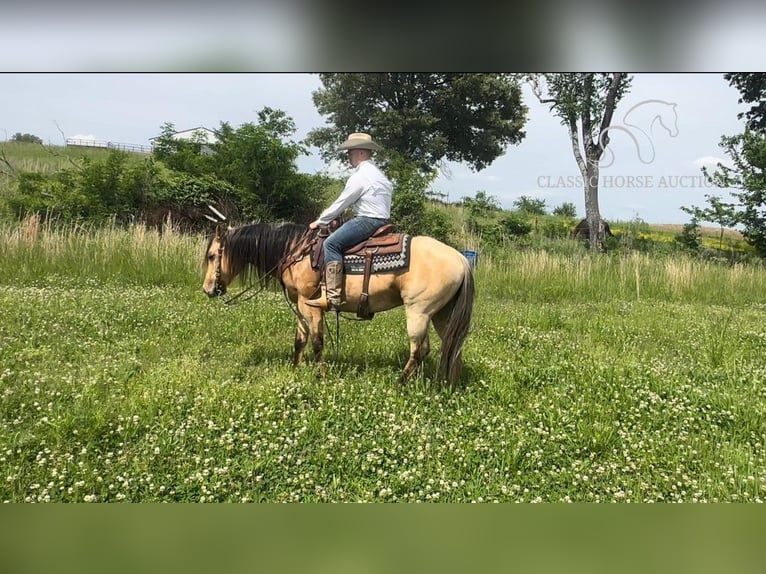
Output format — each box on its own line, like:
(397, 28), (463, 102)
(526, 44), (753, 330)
(151, 122), (211, 176)
(725, 73), (766, 132)
(553, 201), (577, 218)
(307, 74), (527, 173)
(461, 191), (500, 219)
(681, 194), (739, 251)
(210, 109), (313, 220)
(513, 195), (547, 215)
(687, 74), (766, 258)
(531, 73), (632, 250)
(386, 154), (453, 241)
(696, 133), (766, 257)
(152, 108), (326, 222)
(675, 217), (702, 252)
(10, 132), (43, 145)
(497, 212), (532, 237)
(9, 151), (155, 222)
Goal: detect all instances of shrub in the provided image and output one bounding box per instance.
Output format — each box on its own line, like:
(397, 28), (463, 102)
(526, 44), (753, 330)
(498, 212), (533, 237)
(675, 218), (702, 252)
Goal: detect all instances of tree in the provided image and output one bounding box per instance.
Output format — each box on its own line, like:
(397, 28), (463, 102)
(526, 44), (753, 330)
(461, 190), (500, 219)
(152, 108), (326, 222)
(307, 74), (527, 173)
(725, 73), (766, 132)
(553, 201), (577, 218)
(513, 195), (547, 215)
(681, 194), (739, 251)
(696, 133), (766, 257)
(151, 122), (211, 176)
(10, 132), (43, 145)
(687, 74), (766, 258)
(531, 73), (632, 250)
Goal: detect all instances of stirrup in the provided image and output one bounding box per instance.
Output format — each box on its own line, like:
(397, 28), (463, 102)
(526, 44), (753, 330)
(305, 293), (343, 311)
(305, 294), (328, 309)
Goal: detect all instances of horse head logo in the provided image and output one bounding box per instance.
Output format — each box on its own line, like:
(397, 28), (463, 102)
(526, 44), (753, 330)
(597, 99), (679, 168)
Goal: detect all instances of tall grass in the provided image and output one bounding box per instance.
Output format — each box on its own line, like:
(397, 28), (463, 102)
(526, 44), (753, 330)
(477, 249), (765, 305)
(0, 215), (203, 287)
(2, 215), (764, 302)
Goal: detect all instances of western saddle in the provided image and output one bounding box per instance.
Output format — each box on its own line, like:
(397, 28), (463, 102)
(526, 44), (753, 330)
(283, 218), (406, 319)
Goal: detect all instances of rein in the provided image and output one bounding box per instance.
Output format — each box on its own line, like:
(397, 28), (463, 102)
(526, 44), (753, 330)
(212, 225), (347, 354)
(213, 227), (312, 308)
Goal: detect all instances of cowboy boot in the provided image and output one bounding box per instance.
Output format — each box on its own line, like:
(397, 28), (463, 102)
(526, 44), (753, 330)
(306, 261), (345, 311)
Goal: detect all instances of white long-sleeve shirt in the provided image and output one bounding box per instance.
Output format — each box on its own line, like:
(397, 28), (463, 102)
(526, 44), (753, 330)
(314, 160), (392, 225)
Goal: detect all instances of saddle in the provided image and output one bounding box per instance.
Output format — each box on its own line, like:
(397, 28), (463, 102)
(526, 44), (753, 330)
(297, 218), (406, 319)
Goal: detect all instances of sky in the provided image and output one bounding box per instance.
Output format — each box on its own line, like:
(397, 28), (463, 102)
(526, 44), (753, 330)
(0, 73), (751, 224)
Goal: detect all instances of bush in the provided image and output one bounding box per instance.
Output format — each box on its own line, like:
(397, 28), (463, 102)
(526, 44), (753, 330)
(10, 132), (43, 145)
(675, 219), (702, 252)
(498, 212), (532, 237)
(552, 202), (577, 218)
(513, 195), (547, 215)
(538, 217), (576, 239)
(8, 151), (155, 222)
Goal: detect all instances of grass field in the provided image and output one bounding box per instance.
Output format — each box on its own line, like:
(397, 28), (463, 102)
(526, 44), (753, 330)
(1, 218), (765, 502)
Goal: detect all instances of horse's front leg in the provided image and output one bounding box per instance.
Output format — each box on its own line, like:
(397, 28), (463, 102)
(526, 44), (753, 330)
(297, 299), (326, 371)
(293, 314), (309, 366)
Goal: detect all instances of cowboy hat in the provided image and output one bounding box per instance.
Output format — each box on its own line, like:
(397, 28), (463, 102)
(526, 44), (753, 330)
(338, 132), (382, 151)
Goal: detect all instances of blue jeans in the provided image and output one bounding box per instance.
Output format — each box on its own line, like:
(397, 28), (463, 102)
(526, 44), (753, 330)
(324, 217), (389, 264)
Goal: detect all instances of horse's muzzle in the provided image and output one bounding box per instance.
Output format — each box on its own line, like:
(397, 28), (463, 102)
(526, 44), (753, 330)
(204, 286), (226, 298)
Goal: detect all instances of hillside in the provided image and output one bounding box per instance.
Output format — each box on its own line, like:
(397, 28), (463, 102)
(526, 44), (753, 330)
(0, 140), (753, 257)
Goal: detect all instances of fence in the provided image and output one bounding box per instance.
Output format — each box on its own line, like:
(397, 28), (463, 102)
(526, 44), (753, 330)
(65, 138), (153, 154)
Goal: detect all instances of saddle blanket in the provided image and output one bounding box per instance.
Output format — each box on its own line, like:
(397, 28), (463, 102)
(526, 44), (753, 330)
(343, 234), (412, 275)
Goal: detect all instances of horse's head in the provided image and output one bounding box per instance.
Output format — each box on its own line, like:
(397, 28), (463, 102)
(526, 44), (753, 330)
(202, 224), (233, 298)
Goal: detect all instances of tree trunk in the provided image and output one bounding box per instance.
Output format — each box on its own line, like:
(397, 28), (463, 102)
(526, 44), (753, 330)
(584, 157), (603, 251)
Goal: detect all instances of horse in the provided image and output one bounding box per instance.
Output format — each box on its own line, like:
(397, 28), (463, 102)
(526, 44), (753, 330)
(202, 222), (475, 386)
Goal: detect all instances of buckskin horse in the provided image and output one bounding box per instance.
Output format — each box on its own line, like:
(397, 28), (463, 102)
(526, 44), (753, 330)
(202, 221), (474, 386)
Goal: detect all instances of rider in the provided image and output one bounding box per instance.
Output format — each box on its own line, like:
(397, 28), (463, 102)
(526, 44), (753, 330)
(305, 132), (393, 311)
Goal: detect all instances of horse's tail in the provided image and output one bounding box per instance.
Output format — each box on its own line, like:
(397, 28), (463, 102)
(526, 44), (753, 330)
(437, 258), (475, 385)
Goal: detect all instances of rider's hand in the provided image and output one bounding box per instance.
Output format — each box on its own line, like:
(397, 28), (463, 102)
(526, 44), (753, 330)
(309, 221), (319, 230)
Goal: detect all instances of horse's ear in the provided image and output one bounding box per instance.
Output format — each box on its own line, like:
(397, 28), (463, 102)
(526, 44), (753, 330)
(215, 223), (224, 239)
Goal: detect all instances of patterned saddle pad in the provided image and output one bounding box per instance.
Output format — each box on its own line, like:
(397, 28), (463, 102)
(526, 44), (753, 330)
(343, 235), (412, 275)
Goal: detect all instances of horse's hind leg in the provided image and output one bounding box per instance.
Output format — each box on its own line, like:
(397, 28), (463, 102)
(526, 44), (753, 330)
(400, 308), (431, 385)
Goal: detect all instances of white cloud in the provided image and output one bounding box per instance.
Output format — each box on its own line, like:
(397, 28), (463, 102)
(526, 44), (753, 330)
(690, 156), (730, 170)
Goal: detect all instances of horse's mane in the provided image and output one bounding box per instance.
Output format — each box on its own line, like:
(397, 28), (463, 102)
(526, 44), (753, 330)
(216, 222), (307, 287)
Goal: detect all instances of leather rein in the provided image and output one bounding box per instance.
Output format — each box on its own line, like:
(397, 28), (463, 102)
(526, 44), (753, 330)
(213, 227), (316, 307)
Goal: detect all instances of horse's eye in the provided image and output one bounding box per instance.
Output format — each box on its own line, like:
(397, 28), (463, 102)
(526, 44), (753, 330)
(208, 253), (216, 261)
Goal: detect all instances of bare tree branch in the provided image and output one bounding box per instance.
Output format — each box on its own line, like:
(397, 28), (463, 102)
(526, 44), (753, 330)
(597, 73), (626, 153)
(33, 121), (85, 172)
(528, 74), (559, 106)
(581, 74), (594, 150)
(568, 118), (587, 176)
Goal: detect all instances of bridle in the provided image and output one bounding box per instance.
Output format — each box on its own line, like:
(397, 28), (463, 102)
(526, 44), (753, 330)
(211, 227), (311, 307)
(213, 233), (226, 297)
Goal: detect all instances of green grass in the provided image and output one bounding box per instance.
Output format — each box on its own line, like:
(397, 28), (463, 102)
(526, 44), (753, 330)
(1, 220), (766, 502)
(0, 142), (146, 206)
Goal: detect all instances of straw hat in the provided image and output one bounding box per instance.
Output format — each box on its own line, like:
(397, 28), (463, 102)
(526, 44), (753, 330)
(338, 132), (382, 151)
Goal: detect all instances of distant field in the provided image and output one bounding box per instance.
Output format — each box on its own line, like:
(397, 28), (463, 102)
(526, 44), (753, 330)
(1, 141), (116, 173)
(1, 219), (765, 502)
(0, 141), (145, 198)
(650, 223), (744, 240)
